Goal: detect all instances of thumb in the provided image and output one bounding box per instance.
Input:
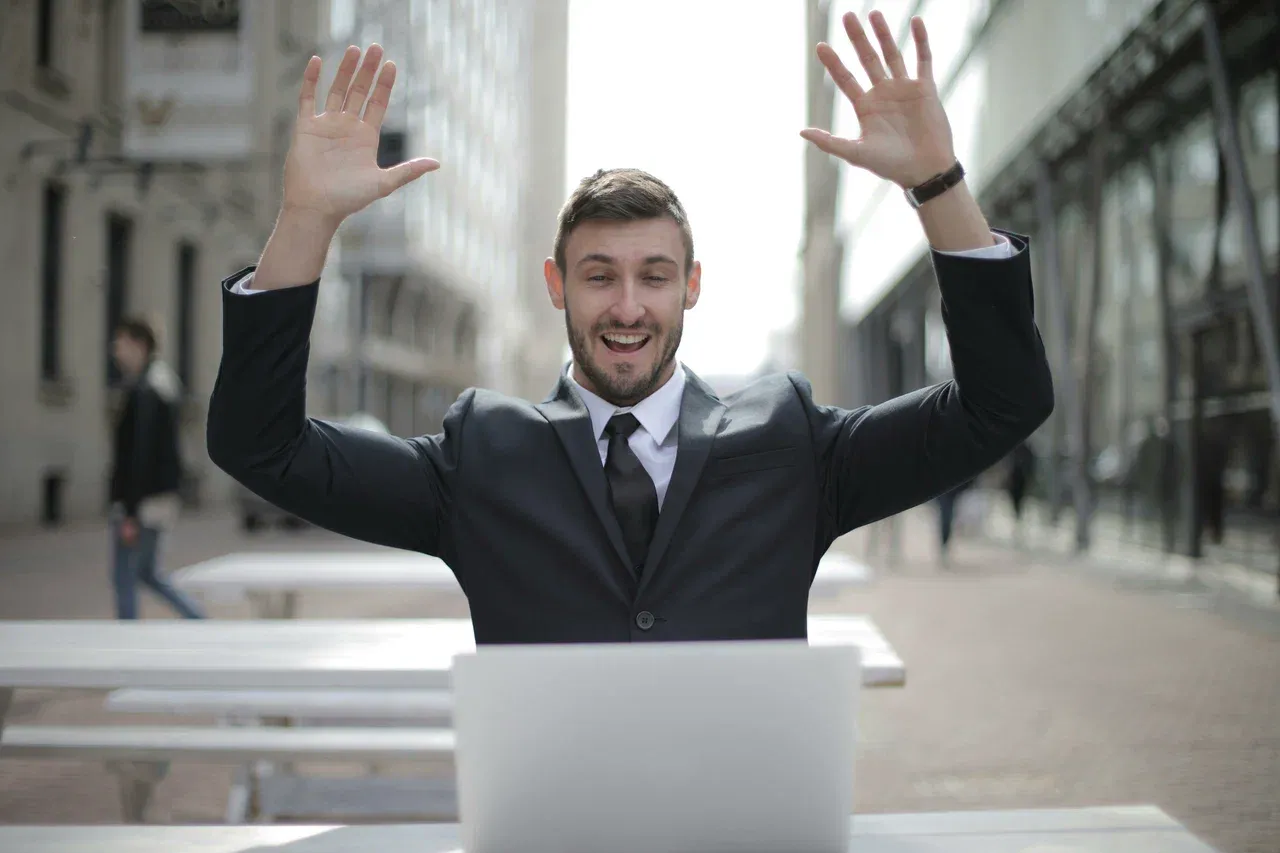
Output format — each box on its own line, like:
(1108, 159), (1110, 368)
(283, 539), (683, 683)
(379, 157), (440, 197)
(800, 129), (862, 165)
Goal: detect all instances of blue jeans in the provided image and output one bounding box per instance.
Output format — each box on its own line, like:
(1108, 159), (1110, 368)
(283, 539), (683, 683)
(111, 522), (204, 620)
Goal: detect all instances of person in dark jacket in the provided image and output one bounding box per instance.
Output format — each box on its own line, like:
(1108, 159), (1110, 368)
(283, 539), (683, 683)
(108, 317), (203, 619)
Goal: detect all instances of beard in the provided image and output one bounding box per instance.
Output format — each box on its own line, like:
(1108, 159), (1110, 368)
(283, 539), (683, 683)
(565, 303), (682, 407)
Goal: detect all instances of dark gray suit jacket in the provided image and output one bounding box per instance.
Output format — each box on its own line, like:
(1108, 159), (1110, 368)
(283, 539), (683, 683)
(207, 232), (1053, 645)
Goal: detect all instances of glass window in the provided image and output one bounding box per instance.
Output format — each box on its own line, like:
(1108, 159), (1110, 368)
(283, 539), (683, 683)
(1240, 71), (1278, 263)
(1167, 113), (1219, 303)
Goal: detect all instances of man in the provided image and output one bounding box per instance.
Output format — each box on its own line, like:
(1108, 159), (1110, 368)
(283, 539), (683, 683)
(109, 317), (204, 620)
(208, 12), (1053, 643)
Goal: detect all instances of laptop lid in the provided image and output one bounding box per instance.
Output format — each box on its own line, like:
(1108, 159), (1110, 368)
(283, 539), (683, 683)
(452, 640), (860, 853)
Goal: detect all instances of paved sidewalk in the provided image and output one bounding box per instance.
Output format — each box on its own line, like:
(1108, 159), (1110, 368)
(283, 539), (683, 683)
(2, 509), (1278, 852)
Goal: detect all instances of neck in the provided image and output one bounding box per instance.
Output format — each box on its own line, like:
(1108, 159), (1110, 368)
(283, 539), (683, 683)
(572, 360), (677, 408)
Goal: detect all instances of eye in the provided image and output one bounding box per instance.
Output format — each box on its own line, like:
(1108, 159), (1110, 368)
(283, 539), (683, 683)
(586, 274), (610, 283)
(644, 275), (669, 283)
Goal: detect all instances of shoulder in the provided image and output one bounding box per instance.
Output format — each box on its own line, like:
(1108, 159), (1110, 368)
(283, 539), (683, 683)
(717, 370), (813, 410)
(439, 387), (547, 436)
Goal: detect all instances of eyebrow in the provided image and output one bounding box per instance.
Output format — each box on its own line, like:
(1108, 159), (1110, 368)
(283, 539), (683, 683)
(575, 253), (680, 269)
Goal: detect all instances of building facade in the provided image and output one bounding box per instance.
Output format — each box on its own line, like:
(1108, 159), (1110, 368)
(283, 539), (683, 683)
(0, 0), (327, 527)
(0, 0), (570, 529)
(812, 0), (1279, 583)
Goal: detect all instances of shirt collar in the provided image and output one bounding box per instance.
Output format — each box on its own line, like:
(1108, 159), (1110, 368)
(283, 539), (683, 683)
(567, 362), (686, 445)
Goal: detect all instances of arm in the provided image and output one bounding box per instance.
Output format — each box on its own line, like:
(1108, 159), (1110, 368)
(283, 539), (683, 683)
(803, 232), (1053, 537)
(208, 44), (451, 553)
(798, 12), (1052, 536)
(122, 385), (158, 519)
(207, 270), (470, 555)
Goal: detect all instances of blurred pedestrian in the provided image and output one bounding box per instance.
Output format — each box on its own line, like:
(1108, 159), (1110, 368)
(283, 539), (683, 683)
(108, 317), (204, 620)
(936, 479), (972, 567)
(1005, 441), (1034, 546)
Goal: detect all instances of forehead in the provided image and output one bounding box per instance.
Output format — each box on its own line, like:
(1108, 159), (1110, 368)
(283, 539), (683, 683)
(564, 217), (684, 266)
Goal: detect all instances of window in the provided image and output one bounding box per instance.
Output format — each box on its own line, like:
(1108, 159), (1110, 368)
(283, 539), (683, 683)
(175, 242), (197, 390)
(105, 213), (132, 386)
(98, 0), (123, 111)
(40, 182), (65, 381)
(377, 130), (407, 168)
(35, 0), (56, 69)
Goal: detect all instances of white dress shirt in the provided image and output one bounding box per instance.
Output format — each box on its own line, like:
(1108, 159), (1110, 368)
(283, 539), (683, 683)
(229, 234), (1015, 506)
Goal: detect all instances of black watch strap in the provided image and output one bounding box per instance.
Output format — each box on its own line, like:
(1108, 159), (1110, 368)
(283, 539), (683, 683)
(904, 160), (965, 209)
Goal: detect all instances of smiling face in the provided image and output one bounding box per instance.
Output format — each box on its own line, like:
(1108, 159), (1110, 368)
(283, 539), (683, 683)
(545, 217), (701, 407)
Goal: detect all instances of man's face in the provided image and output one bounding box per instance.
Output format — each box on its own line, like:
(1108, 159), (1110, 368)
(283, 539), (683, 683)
(545, 218), (700, 407)
(111, 333), (148, 377)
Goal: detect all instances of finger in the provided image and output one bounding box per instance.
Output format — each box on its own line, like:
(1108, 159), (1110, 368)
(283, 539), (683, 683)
(297, 55), (321, 120)
(815, 43), (864, 105)
(869, 10), (909, 79)
(361, 60), (397, 128)
(378, 158), (441, 197)
(843, 12), (887, 84)
(911, 16), (934, 83)
(323, 46), (361, 113)
(800, 129), (863, 165)
(343, 43), (384, 114)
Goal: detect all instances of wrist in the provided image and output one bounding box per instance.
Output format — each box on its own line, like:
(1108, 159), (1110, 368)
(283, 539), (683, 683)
(900, 157), (959, 191)
(253, 206), (341, 291)
(278, 204), (343, 238)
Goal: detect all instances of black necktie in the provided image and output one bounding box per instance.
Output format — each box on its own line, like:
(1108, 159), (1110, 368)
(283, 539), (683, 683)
(603, 413), (659, 578)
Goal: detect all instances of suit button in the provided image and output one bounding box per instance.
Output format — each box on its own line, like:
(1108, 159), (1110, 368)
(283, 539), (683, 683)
(635, 610), (655, 630)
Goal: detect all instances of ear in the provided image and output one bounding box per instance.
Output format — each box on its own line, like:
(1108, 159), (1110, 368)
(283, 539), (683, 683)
(544, 257), (565, 310)
(683, 260), (702, 310)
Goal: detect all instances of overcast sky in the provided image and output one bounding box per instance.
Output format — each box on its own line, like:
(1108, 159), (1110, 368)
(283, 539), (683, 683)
(563, 1), (807, 376)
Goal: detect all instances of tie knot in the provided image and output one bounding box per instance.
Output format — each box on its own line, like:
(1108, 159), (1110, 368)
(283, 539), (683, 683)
(604, 413), (642, 440)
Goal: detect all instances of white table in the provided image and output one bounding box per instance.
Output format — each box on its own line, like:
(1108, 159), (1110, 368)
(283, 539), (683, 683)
(0, 806), (1221, 851)
(0, 615), (904, 723)
(172, 550), (872, 617)
(811, 551), (874, 595)
(171, 551), (461, 617)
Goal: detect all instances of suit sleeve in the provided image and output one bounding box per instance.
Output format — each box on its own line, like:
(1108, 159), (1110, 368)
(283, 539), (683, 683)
(206, 267), (469, 557)
(800, 231), (1054, 540)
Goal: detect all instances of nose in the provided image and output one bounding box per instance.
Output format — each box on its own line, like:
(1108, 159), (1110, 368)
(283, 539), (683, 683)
(610, 279), (646, 326)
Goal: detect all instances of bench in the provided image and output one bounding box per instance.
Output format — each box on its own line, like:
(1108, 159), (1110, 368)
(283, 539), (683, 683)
(256, 774), (458, 822)
(104, 687), (454, 725)
(0, 724), (455, 823)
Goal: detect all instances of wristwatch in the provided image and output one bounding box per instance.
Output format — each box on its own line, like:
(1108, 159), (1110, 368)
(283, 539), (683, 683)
(904, 160), (965, 209)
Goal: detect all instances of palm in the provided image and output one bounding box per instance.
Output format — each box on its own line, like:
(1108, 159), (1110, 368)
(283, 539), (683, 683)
(283, 45), (438, 224)
(802, 13), (956, 189)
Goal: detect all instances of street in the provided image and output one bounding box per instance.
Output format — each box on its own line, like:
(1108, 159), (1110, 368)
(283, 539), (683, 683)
(1, 509), (1277, 853)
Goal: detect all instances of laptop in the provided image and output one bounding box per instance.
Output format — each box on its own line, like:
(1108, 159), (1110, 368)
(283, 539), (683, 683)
(451, 639), (860, 853)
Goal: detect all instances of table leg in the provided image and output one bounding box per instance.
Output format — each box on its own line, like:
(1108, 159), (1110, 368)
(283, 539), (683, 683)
(106, 760), (168, 823)
(246, 591), (300, 619)
(0, 687), (13, 734)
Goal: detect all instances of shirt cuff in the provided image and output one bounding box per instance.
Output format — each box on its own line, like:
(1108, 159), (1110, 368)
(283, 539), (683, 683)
(933, 232), (1014, 260)
(230, 272), (264, 295)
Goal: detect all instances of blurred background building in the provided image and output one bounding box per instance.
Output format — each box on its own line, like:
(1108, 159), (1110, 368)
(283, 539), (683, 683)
(0, 0), (567, 528)
(803, 0), (1278, 582)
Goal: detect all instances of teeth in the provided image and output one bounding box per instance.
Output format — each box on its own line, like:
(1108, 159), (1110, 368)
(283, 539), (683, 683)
(603, 334), (647, 345)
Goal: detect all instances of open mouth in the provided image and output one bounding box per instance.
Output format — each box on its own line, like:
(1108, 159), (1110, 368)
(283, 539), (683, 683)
(601, 332), (651, 355)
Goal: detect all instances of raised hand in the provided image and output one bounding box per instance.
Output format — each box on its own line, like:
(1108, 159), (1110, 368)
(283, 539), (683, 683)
(801, 12), (955, 189)
(283, 45), (439, 227)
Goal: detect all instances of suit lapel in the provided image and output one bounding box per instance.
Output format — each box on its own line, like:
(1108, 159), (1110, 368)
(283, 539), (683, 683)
(535, 377), (635, 597)
(638, 369), (726, 596)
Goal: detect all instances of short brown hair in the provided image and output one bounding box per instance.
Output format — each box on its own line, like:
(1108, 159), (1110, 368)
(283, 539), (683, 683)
(553, 168), (694, 275)
(115, 316), (158, 356)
